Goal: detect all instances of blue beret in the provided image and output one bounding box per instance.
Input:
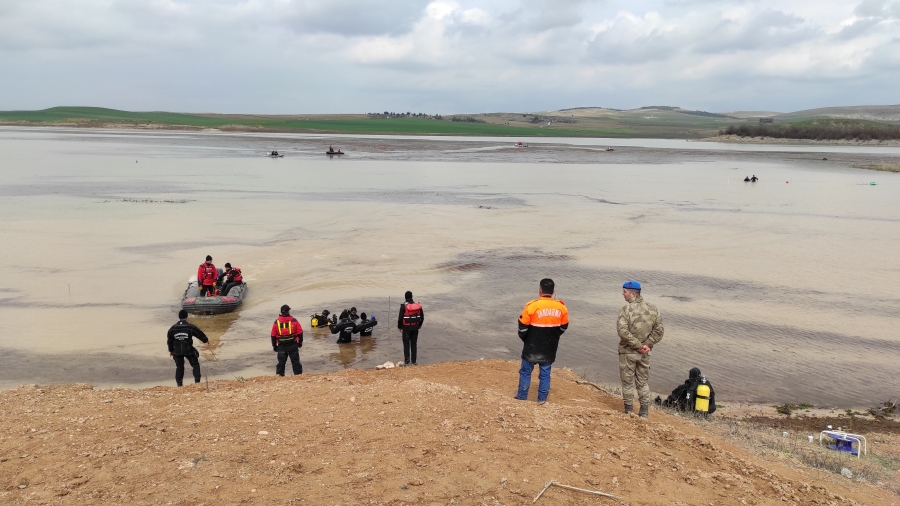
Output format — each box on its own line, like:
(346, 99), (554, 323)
(623, 280), (641, 290)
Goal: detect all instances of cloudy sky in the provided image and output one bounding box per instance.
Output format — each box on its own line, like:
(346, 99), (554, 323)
(1, 0), (898, 113)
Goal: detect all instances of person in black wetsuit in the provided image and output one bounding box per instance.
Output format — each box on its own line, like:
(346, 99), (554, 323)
(750, 175), (758, 182)
(656, 367), (716, 415)
(166, 310), (209, 387)
(744, 176), (751, 182)
(354, 312), (378, 337)
(332, 309), (355, 344)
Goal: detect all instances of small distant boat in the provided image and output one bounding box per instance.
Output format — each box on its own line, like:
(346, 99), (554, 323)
(326, 149), (344, 155)
(605, 148), (614, 152)
(515, 142), (528, 148)
(266, 151), (284, 158)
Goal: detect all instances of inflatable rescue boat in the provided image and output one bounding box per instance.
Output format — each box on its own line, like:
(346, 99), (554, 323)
(181, 280), (248, 315)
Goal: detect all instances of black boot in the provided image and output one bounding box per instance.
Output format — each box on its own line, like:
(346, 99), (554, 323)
(623, 402), (633, 414)
(638, 405), (649, 419)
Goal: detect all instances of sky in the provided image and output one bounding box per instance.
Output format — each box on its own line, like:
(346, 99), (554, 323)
(0, 0), (898, 114)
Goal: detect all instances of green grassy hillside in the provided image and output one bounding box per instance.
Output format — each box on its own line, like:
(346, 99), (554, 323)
(0, 106), (739, 138)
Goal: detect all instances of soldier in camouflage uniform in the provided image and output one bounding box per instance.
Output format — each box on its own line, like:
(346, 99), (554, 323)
(617, 280), (664, 419)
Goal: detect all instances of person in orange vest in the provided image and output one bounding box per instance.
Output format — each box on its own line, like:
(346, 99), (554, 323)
(515, 278), (569, 404)
(221, 262), (243, 296)
(197, 255), (218, 296)
(397, 291), (424, 365)
(270, 304), (303, 376)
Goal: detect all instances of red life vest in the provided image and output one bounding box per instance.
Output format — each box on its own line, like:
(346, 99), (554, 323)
(402, 302), (423, 327)
(274, 317), (301, 343)
(198, 263), (217, 286)
(228, 267), (243, 282)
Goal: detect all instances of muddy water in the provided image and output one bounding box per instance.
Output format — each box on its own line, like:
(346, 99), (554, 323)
(1, 128), (898, 405)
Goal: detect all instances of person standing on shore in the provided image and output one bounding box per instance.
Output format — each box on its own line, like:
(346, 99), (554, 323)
(166, 309), (209, 387)
(397, 291), (424, 365)
(271, 305), (303, 376)
(515, 278), (568, 404)
(617, 280), (664, 419)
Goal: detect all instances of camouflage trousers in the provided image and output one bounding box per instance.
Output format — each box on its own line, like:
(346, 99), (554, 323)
(619, 353), (652, 407)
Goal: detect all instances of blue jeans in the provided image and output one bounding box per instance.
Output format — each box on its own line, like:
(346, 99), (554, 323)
(516, 359), (552, 402)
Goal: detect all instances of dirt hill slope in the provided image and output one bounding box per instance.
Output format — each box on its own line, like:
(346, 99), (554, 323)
(0, 360), (894, 505)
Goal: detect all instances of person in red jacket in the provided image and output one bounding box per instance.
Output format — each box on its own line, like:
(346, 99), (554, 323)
(270, 304), (303, 376)
(221, 262), (243, 296)
(197, 255), (217, 296)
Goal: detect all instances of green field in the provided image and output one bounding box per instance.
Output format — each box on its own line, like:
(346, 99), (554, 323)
(4, 105), (898, 139)
(0, 106), (741, 138)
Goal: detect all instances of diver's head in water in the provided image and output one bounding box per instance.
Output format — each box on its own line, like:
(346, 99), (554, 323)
(280, 304), (291, 316)
(178, 309), (188, 320)
(360, 312), (367, 320)
(689, 367), (702, 379)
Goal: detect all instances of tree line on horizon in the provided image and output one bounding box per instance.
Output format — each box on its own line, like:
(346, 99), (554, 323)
(367, 112), (443, 119)
(719, 122), (900, 141)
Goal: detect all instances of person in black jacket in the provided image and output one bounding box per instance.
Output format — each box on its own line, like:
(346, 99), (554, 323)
(515, 278), (568, 403)
(397, 291), (424, 365)
(166, 309), (209, 387)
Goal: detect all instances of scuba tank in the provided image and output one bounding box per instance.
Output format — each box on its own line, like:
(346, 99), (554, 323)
(694, 377), (711, 414)
(310, 310), (331, 328)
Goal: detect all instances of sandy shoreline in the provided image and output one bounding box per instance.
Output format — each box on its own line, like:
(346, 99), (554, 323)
(2, 360), (897, 505)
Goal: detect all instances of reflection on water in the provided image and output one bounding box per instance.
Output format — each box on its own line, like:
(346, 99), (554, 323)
(0, 128), (898, 406)
(327, 336), (379, 368)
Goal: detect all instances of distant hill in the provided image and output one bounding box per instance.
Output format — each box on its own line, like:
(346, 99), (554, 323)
(3, 104), (899, 139)
(773, 105), (900, 123)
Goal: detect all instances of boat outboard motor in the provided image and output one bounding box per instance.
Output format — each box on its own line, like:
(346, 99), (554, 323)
(353, 313), (377, 336)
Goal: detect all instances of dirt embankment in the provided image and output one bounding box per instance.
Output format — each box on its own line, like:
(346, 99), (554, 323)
(1, 360), (895, 505)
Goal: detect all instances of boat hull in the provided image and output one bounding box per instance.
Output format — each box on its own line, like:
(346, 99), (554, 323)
(181, 282), (247, 315)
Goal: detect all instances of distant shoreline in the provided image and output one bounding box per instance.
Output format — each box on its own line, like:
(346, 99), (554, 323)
(697, 134), (900, 147)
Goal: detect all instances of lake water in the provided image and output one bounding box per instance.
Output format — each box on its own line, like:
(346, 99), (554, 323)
(1, 127), (898, 405)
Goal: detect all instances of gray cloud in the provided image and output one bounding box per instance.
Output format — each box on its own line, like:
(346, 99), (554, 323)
(0, 0), (898, 113)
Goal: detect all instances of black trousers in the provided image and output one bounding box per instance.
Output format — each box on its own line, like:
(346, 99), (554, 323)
(173, 352), (201, 386)
(199, 285), (215, 296)
(276, 343), (302, 376)
(402, 329), (419, 364)
(222, 281), (241, 296)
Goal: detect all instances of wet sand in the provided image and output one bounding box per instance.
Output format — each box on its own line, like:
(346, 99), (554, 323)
(0, 127), (898, 405)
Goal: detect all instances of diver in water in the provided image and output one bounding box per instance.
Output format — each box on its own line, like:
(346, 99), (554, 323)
(332, 309), (355, 344)
(354, 312), (378, 337)
(750, 175), (758, 182)
(349, 307), (359, 321)
(743, 176), (751, 182)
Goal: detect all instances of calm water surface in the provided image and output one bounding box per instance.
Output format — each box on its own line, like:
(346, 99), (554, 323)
(0, 128), (898, 405)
